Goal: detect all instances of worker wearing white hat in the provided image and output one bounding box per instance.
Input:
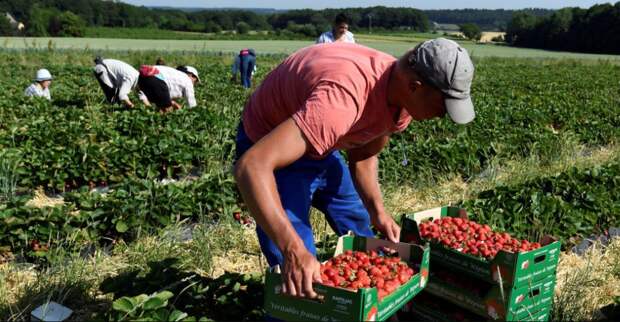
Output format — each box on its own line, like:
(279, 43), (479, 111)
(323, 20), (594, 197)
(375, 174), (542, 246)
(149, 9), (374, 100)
(24, 69), (53, 100)
(93, 57), (150, 108)
(138, 65), (199, 113)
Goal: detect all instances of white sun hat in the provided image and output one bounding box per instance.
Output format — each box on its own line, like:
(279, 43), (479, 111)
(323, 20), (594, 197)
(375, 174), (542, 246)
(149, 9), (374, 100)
(35, 69), (53, 82)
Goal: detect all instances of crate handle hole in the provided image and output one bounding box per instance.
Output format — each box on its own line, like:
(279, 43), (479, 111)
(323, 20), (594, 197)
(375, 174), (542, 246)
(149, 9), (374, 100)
(534, 254), (546, 263)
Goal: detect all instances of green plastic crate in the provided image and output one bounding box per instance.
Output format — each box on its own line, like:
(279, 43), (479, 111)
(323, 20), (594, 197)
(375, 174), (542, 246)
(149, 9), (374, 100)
(264, 233), (430, 321)
(401, 206), (561, 289)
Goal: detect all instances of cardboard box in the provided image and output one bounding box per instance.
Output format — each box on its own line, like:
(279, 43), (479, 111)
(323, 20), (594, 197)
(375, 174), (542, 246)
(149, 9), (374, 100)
(405, 291), (551, 322)
(264, 233), (430, 321)
(401, 206), (561, 288)
(425, 267), (555, 320)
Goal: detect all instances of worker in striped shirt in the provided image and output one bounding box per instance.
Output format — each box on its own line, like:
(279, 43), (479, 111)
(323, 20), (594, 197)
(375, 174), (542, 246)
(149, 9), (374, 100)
(138, 65), (199, 113)
(93, 57), (149, 108)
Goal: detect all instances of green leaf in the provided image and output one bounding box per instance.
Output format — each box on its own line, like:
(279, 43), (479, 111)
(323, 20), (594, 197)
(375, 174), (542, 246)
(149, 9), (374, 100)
(143, 297), (166, 310)
(115, 220), (128, 233)
(112, 297), (135, 313)
(168, 310), (188, 322)
(155, 290), (175, 302)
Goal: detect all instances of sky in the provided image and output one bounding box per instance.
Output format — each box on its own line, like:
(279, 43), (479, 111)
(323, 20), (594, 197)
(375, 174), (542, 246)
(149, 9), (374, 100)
(122, 0), (615, 10)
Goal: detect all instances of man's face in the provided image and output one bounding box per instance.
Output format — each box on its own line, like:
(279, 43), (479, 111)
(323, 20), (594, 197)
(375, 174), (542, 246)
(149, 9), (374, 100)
(404, 83), (447, 121)
(188, 74), (198, 85)
(334, 23), (349, 36)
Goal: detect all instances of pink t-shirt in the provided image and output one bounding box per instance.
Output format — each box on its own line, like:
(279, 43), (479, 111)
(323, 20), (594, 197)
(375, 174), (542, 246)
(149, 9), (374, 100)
(242, 43), (412, 159)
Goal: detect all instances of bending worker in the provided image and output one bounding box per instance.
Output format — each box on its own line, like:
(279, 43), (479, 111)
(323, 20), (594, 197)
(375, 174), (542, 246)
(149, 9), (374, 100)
(234, 38), (475, 298)
(231, 48), (257, 88)
(138, 65), (199, 113)
(93, 57), (149, 108)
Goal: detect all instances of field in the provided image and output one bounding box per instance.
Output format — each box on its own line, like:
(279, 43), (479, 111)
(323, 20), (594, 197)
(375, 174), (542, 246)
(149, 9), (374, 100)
(4, 35), (620, 59)
(0, 44), (619, 321)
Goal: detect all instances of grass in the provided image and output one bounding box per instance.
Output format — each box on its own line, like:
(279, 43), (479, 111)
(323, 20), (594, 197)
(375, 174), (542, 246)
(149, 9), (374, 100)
(553, 239), (620, 320)
(1, 36), (620, 59)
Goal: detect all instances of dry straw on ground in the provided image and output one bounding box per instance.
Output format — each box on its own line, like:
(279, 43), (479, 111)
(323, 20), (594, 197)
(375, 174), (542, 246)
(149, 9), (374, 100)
(25, 187), (64, 208)
(554, 238), (620, 320)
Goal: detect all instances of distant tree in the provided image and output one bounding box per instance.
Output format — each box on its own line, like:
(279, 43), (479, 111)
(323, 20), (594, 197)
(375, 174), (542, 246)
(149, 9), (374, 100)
(204, 21), (222, 33)
(49, 11), (86, 37)
(460, 23), (482, 41)
(235, 21), (250, 34)
(0, 15), (12, 36)
(27, 6), (58, 36)
(505, 11), (538, 44)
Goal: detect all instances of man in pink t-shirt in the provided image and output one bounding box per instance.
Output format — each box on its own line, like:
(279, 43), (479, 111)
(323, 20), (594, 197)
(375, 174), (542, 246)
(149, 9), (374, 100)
(235, 38), (475, 299)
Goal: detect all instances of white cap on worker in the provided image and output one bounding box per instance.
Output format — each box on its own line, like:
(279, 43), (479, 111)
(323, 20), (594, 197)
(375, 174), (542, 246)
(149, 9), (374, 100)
(185, 66), (200, 83)
(35, 69), (53, 82)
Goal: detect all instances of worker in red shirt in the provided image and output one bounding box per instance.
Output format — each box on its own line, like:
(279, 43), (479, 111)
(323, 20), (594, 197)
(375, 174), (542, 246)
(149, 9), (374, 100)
(234, 38), (475, 298)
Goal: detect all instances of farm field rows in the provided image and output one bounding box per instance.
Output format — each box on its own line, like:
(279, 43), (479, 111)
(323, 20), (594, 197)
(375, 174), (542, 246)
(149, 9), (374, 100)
(1, 48), (619, 320)
(3, 36), (620, 59)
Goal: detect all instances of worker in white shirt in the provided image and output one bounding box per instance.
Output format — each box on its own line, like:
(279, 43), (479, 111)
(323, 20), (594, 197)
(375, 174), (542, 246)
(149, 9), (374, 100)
(138, 65), (199, 113)
(316, 13), (356, 44)
(93, 57), (150, 108)
(24, 69), (53, 100)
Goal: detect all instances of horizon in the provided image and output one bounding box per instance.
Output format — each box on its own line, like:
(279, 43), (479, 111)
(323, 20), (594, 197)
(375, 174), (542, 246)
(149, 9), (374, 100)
(121, 0), (615, 10)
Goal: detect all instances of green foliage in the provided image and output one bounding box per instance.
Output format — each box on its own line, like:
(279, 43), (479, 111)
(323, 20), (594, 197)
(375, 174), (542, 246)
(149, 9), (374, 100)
(506, 3), (620, 54)
(460, 159), (620, 243)
(0, 15), (13, 36)
(109, 290), (188, 321)
(459, 23), (482, 41)
(49, 11), (86, 37)
(100, 259), (264, 320)
(235, 21), (251, 35)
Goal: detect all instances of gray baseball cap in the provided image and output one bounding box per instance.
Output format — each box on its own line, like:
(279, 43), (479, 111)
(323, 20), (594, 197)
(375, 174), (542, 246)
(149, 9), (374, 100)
(409, 38), (475, 124)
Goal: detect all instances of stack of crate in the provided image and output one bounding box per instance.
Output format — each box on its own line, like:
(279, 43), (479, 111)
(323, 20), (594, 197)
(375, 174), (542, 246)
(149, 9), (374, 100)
(398, 206), (561, 321)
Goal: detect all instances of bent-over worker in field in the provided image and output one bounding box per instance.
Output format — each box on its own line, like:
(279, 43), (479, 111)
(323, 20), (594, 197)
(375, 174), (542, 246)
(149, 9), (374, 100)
(137, 65), (199, 113)
(234, 38), (476, 298)
(231, 48), (257, 88)
(24, 69), (53, 100)
(93, 57), (150, 108)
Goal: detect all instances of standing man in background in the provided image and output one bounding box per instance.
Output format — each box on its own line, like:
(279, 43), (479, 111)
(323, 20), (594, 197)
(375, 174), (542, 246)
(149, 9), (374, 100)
(231, 49), (257, 89)
(316, 13), (356, 44)
(93, 57), (150, 108)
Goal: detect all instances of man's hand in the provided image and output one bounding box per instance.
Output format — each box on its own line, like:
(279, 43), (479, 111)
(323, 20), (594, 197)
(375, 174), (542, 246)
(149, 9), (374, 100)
(282, 244), (322, 298)
(171, 100), (182, 110)
(122, 99), (134, 108)
(372, 212), (401, 243)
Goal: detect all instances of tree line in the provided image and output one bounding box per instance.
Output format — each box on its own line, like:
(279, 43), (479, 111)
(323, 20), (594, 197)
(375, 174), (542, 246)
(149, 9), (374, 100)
(506, 2), (620, 54)
(425, 8), (553, 31)
(0, 1), (429, 37)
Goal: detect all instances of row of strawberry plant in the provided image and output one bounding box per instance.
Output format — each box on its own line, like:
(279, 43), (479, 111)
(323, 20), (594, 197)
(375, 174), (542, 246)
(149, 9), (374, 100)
(380, 60), (620, 184)
(1, 52), (619, 191)
(0, 174), (237, 258)
(458, 157), (620, 244)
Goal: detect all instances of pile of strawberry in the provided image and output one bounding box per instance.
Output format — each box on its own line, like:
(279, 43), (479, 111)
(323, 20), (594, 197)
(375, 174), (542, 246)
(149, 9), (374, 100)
(419, 217), (541, 259)
(320, 248), (415, 300)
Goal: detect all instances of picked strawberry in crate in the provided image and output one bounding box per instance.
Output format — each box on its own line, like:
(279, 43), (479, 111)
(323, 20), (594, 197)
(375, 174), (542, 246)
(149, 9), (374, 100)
(319, 248), (416, 300)
(418, 216), (542, 260)
(264, 233), (430, 322)
(401, 206), (561, 289)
